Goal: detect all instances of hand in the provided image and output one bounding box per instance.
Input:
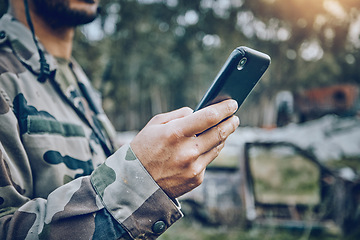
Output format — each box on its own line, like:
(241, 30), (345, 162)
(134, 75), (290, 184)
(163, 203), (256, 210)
(130, 99), (240, 199)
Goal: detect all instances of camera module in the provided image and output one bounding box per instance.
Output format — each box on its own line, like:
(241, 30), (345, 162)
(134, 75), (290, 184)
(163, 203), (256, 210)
(237, 57), (247, 70)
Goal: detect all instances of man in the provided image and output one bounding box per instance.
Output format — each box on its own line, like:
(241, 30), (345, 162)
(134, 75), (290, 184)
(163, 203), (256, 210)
(0, 0), (239, 239)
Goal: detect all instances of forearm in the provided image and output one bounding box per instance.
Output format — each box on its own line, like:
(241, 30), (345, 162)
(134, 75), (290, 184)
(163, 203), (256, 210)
(0, 144), (182, 240)
(0, 176), (131, 240)
(91, 144), (183, 239)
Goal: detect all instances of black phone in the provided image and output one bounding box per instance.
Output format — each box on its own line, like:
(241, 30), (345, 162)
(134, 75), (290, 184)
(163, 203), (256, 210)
(194, 46), (270, 112)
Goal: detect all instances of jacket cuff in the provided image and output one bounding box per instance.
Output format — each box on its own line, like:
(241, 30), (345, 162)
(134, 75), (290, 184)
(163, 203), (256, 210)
(90, 144), (183, 239)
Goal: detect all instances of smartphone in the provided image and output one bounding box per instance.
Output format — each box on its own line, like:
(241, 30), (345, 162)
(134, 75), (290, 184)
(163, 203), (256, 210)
(194, 46), (270, 112)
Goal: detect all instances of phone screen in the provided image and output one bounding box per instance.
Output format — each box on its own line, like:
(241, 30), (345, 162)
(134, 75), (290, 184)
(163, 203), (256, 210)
(195, 47), (270, 112)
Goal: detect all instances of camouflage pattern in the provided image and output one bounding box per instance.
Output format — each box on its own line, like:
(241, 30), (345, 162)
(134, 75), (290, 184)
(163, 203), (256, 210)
(0, 14), (182, 239)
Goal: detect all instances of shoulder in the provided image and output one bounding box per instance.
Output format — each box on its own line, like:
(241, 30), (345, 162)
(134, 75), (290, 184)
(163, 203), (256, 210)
(0, 47), (27, 76)
(0, 24), (27, 76)
(0, 14), (31, 76)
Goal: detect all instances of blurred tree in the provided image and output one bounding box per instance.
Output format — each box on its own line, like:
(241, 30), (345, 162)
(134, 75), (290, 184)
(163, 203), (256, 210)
(72, 0), (360, 129)
(1, 0), (359, 129)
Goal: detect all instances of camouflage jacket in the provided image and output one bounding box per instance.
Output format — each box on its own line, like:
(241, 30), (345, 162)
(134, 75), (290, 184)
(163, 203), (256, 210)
(0, 14), (182, 240)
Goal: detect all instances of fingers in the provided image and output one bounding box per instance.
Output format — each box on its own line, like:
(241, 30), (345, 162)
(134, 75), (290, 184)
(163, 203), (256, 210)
(180, 141), (226, 193)
(174, 115), (239, 181)
(198, 141), (226, 167)
(195, 115), (239, 158)
(168, 99), (238, 137)
(130, 101), (240, 199)
(148, 107), (193, 125)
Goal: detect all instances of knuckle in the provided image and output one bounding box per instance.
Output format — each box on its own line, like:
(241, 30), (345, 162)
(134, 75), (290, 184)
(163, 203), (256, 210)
(215, 142), (225, 155)
(180, 148), (200, 165)
(181, 106), (193, 115)
(203, 107), (220, 125)
(187, 166), (204, 186)
(189, 147), (201, 161)
(150, 113), (164, 123)
(165, 127), (184, 142)
(216, 125), (227, 143)
(193, 172), (205, 186)
(192, 162), (205, 176)
(207, 144), (224, 161)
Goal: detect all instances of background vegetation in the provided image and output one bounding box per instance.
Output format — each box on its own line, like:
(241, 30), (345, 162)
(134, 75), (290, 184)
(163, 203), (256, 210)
(79, 0), (360, 130)
(2, 0), (360, 130)
(1, 1), (360, 239)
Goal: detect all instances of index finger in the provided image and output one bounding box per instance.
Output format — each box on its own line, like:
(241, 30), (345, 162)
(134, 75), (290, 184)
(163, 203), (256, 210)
(169, 99), (238, 137)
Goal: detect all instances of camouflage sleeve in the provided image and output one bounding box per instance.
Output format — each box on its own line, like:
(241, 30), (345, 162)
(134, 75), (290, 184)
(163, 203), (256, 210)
(0, 90), (183, 239)
(91, 145), (184, 239)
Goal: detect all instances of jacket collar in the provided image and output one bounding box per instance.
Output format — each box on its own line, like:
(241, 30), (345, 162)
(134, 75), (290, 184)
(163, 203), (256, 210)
(0, 13), (57, 76)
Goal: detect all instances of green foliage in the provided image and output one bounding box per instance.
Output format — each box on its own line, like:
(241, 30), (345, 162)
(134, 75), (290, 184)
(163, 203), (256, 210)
(73, 0), (360, 130)
(2, 0), (359, 130)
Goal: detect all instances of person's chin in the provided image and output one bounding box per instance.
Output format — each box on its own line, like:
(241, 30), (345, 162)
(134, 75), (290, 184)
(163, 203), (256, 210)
(70, 1), (99, 15)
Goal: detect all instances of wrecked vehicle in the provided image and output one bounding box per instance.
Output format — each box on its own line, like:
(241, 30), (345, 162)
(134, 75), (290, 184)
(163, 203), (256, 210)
(180, 115), (360, 237)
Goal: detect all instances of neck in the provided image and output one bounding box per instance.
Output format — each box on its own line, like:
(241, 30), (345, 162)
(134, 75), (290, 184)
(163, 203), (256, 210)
(9, 0), (74, 60)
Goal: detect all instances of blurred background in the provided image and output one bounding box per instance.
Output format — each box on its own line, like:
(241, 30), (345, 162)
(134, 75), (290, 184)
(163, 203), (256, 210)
(81, 0), (358, 131)
(2, 0), (360, 239)
(1, 0), (359, 130)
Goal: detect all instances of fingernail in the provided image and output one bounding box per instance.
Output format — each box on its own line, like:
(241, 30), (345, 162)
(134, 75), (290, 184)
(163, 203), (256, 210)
(230, 100), (238, 112)
(234, 115), (240, 126)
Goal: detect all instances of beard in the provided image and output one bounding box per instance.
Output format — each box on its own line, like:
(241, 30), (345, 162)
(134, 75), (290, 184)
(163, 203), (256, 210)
(32, 0), (100, 28)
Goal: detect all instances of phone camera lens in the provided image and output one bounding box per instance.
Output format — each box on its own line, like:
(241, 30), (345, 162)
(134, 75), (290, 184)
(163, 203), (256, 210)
(237, 57), (247, 70)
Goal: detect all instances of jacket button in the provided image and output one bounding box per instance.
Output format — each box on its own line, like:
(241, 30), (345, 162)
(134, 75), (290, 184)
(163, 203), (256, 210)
(0, 31), (5, 39)
(152, 220), (166, 234)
